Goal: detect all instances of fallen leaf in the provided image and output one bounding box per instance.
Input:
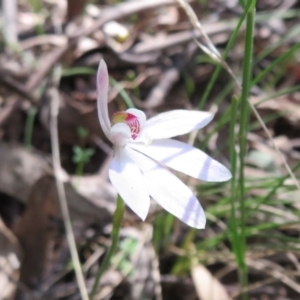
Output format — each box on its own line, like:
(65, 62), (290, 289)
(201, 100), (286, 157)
(191, 262), (229, 300)
(0, 218), (21, 299)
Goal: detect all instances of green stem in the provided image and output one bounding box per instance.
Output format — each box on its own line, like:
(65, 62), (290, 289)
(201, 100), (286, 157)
(74, 160), (85, 189)
(238, 0), (256, 297)
(75, 160), (85, 177)
(229, 96), (243, 266)
(24, 106), (37, 149)
(90, 195), (125, 299)
(109, 77), (135, 108)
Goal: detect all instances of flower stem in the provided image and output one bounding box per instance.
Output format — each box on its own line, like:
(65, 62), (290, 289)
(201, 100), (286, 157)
(90, 195), (125, 299)
(75, 159), (85, 177)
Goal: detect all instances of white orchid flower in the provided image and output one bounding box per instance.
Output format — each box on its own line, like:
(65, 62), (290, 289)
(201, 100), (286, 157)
(97, 60), (231, 229)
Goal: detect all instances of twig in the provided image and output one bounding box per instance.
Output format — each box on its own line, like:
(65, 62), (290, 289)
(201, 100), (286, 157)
(25, 47), (67, 91)
(49, 66), (89, 300)
(0, 97), (20, 126)
(246, 258), (300, 294)
(146, 227), (162, 300)
(25, 0), (176, 91)
(0, 262), (41, 300)
(132, 22), (235, 54)
(2, 0), (18, 46)
(144, 67), (180, 109)
(0, 71), (38, 105)
(71, 0), (176, 40)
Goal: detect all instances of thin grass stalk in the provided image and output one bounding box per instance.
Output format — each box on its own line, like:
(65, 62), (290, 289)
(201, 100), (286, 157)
(24, 106), (37, 149)
(229, 96), (243, 266)
(238, 0), (256, 296)
(255, 24), (300, 64)
(252, 42), (300, 86)
(90, 195), (125, 299)
(263, 161), (300, 202)
(199, 0), (252, 109)
(255, 85), (300, 106)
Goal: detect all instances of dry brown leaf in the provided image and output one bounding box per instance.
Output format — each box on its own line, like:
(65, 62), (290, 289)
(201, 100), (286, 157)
(251, 95), (300, 125)
(13, 176), (63, 288)
(0, 142), (50, 203)
(191, 262), (230, 300)
(13, 175), (115, 289)
(67, 0), (88, 21)
(0, 218), (22, 300)
(0, 142), (116, 221)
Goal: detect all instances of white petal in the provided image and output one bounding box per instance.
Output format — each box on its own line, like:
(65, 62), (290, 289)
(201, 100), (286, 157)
(143, 110), (213, 139)
(109, 148), (150, 220)
(110, 123), (131, 146)
(97, 60), (111, 139)
(129, 139), (232, 182)
(126, 108), (147, 128)
(125, 147), (206, 229)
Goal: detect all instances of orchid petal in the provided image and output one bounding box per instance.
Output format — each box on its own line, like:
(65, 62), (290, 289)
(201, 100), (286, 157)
(126, 148), (206, 229)
(143, 110), (213, 139)
(126, 108), (147, 128)
(129, 139), (232, 182)
(97, 60), (111, 139)
(110, 123), (131, 146)
(109, 148), (150, 220)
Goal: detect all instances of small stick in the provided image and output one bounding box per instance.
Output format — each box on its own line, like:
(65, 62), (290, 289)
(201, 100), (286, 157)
(25, 0), (176, 91)
(2, 0), (18, 46)
(49, 66), (89, 300)
(0, 71), (38, 105)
